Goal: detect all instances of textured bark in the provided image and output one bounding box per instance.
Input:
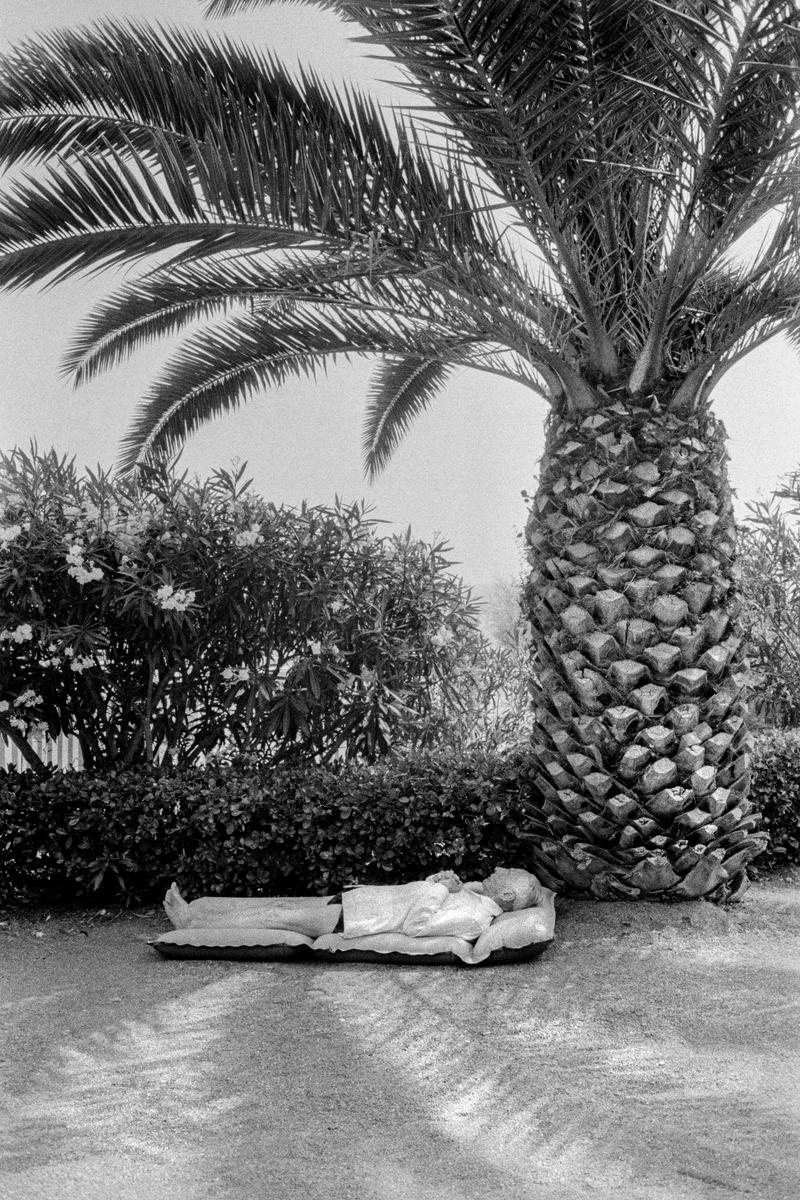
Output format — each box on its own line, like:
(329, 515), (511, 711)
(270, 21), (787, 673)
(523, 392), (766, 901)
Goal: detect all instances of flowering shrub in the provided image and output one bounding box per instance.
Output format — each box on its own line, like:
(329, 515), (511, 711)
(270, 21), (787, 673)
(738, 474), (800, 727)
(0, 446), (481, 770)
(419, 623), (534, 754)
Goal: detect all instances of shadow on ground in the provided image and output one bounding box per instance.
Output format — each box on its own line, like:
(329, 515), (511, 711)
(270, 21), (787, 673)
(1, 872), (798, 1200)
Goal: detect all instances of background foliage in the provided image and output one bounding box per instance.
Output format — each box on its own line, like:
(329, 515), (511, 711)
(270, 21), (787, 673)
(0, 749), (536, 905)
(738, 472), (800, 728)
(1, 446), (528, 771)
(748, 730), (800, 873)
(0, 729), (795, 907)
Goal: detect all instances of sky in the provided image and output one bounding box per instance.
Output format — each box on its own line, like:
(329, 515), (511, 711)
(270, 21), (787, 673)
(2, 0), (800, 609)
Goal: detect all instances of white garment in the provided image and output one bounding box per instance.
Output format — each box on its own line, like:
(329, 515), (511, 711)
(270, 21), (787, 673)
(341, 881), (501, 941)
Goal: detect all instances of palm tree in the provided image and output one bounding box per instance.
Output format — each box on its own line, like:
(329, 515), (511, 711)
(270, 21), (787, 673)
(1, 1), (797, 899)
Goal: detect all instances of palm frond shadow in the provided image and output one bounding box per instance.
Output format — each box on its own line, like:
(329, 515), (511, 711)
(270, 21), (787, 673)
(315, 954), (800, 1195)
(1, 972), (255, 1178)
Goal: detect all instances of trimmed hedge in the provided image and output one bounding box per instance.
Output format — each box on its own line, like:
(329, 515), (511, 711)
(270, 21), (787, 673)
(2, 730), (798, 907)
(0, 749), (538, 905)
(749, 730), (800, 874)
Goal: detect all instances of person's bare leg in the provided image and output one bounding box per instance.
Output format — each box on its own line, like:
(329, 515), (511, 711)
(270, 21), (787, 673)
(163, 884), (341, 937)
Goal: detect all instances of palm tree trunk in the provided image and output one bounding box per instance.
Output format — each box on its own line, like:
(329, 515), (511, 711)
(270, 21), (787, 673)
(523, 391), (767, 901)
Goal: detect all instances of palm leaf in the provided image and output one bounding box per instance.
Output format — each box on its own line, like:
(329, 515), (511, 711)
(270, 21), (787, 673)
(363, 356), (453, 480)
(2, 1), (799, 470)
(62, 218), (579, 386)
(0, 22), (498, 284)
(205, 1), (800, 389)
(63, 250), (409, 383)
(118, 302), (483, 471)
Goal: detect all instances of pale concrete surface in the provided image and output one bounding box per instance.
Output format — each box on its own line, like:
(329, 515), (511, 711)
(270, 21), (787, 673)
(2, 875), (799, 1200)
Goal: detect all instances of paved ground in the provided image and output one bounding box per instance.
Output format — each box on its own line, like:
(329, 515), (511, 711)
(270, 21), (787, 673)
(1, 873), (799, 1200)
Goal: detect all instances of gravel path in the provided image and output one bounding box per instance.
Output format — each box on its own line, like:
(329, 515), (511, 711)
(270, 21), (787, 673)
(2, 874), (799, 1200)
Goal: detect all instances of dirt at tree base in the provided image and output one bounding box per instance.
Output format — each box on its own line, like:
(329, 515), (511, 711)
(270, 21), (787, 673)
(1, 871), (798, 1200)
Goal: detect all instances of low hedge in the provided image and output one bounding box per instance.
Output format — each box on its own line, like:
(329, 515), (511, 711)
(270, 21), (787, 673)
(0, 749), (539, 905)
(2, 731), (798, 907)
(749, 730), (800, 874)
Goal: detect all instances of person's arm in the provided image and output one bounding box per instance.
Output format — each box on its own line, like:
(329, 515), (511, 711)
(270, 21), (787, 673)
(425, 873), (493, 897)
(425, 870), (463, 893)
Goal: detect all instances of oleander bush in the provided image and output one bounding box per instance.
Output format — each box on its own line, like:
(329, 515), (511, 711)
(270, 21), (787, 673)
(748, 730), (800, 874)
(0, 446), (489, 770)
(0, 748), (540, 905)
(738, 474), (800, 728)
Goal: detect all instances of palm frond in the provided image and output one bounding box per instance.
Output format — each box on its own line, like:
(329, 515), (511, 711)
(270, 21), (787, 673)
(3, 0), (800, 457)
(704, 267), (800, 365)
(625, 0), (800, 386)
(238, 3), (799, 387)
(118, 302), (482, 472)
(62, 217), (580, 391)
(363, 356), (453, 480)
(0, 150), (317, 289)
(362, 342), (552, 478)
(700, 306), (800, 404)
(204, 0), (345, 13)
(664, 186), (800, 382)
(63, 249), (407, 383)
(0, 21), (498, 284)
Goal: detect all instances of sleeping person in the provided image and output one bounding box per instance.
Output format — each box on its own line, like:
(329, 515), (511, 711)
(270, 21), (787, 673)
(163, 866), (543, 942)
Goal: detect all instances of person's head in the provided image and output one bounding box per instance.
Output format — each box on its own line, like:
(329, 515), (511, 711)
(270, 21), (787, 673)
(481, 867), (543, 911)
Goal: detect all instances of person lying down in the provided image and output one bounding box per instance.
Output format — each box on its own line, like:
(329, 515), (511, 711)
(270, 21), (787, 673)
(164, 867), (544, 942)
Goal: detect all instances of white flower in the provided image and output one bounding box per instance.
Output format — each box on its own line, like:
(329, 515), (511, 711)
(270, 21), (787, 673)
(9, 715), (27, 732)
(222, 665), (250, 683)
(307, 641), (323, 656)
(68, 562), (104, 584)
(0, 623), (34, 644)
(154, 584), (196, 612)
(70, 655), (96, 674)
(65, 543), (104, 584)
(431, 627), (454, 650)
(329, 598), (345, 615)
(0, 700), (9, 713)
(0, 523), (22, 546)
(235, 524), (263, 548)
(14, 689), (43, 707)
